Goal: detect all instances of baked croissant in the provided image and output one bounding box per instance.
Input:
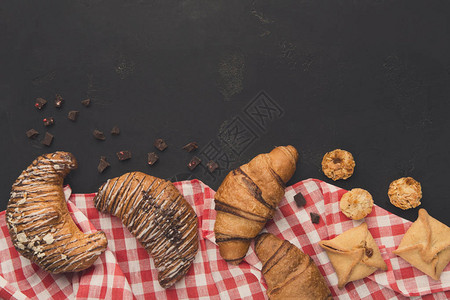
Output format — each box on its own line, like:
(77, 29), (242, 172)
(214, 145), (298, 264)
(6, 152), (108, 273)
(255, 233), (332, 300)
(93, 172), (199, 288)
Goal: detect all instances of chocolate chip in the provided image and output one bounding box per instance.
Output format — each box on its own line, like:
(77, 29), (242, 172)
(54, 94), (63, 108)
(97, 156), (110, 173)
(294, 192), (307, 208)
(310, 212), (320, 224)
(154, 138), (168, 151)
(93, 130), (106, 141)
(43, 117), (55, 127)
(35, 98), (47, 110)
(188, 156), (201, 171)
(365, 247), (373, 258)
(81, 98), (91, 107)
(206, 160), (219, 173)
(67, 111), (79, 121)
(116, 150), (131, 161)
(41, 132), (54, 146)
(147, 152), (159, 165)
(182, 142), (198, 152)
(26, 129), (39, 139)
(111, 126), (120, 135)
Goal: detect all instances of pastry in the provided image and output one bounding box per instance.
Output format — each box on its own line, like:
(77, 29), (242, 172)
(319, 222), (387, 289)
(94, 171), (198, 288)
(393, 209), (450, 280)
(388, 177), (422, 210)
(6, 152), (108, 273)
(321, 149), (355, 181)
(255, 233), (332, 300)
(214, 146), (298, 265)
(339, 188), (374, 220)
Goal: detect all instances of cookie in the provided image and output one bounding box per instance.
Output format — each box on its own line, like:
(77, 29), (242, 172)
(388, 177), (422, 210)
(339, 188), (373, 220)
(322, 149), (355, 181)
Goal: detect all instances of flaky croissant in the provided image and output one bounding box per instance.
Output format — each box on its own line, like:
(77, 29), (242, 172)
(214, 145), (298, 264)
(255, 233), (332, 300)
(6, 152), (108, 273)
(93, 172), (199, 288)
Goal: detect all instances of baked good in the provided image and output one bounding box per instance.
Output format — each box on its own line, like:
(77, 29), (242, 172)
(214, 146), (298, 265)
(339, 188), (374, 220)
(393, 209), (450, 280)
(94, 171), (198, 288)
(6, 152), (108, 273)
(255, 233), (332, 300)
(321, 149), (355, 181)
(319, 222), (387, 289)
(388, 177), (422, 210)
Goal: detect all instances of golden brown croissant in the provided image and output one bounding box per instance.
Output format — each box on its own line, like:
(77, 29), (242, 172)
(93, 172), (199, 288)
(255, 233), (332, 300)
(214, 145), (298, 264)
(6, 152), (108, 273)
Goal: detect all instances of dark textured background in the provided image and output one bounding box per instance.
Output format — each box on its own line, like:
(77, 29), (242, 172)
(1, 0), (450, 225)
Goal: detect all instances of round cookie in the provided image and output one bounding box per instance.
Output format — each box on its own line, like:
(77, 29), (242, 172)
(339, 188), (373, 220)
(322, 149), (355, 181)
(388, 177), (422, 210)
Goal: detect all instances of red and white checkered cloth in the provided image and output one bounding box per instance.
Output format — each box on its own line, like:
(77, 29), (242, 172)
(0, 179), (449, 299)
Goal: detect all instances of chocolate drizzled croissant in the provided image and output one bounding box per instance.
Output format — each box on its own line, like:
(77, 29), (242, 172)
(93, 172), (198, 288)
(6, 152), (108, 273)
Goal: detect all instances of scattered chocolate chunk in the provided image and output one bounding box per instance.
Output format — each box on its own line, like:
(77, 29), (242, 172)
(294, 192), (307, 208)
(35, 98), (47, 110)
(67, 111), (79, 121)
(97, 156), (110, 173)
(365, 247), (374, 258)
(41, 132), (54, 146)
(81, 98), (91, 107)
(147, 152), (159, 165)
(93, 129), (106, 141)
(117, 150), (132, 161)
(182, 142), (198, 152)
(188, 156), (201, 171)
(154, 138), (168, 151)
(54, 94), (63, 108)
(43, 117), (55, 127)
(26, 129), (39, 139)
(206, 160), (219, 173)
(310, 212), (321, 224)
(111, 126), (120, 135)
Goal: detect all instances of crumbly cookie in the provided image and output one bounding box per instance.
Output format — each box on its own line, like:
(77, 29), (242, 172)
(322, 149), (355, 181)
(388, 177), (422, 210)
(339, 188), (374, 220)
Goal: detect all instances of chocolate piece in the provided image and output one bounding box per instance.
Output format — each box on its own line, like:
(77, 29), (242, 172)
(41, 132), (54, 146)
(111, 126), (120, 135)
(54, 94), (63, 108)
(206, 160), (219, 173)
(188, 156), (201, 171)
(67, 111), (79, 121)
(93, 130), (106, 141)
(182, 142), (198, 152)
(365, 247), (374, 258)
(147, 152), (159, 165)
(43, 117), (55, 127)
(81, 98), (91, 107)
(97, 156), (110, 173)
(154, 138), (168, 151)
(310, 212), (320, 224)
(26, 129), (39, 139)
(294, 192), (306, 208)
(117, 150), (132, 161)
(35, 98), (47, 110)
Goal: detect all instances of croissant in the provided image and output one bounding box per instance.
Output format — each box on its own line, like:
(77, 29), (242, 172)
(214, 145), (298, 264)
(6, 152), (108, 273)
(255, 233), (332, 300)
(93, 171), (199, 288)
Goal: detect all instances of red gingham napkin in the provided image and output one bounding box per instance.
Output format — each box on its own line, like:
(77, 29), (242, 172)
(0, 179), (449, 299)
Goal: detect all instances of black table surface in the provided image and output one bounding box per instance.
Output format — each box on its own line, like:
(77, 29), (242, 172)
(1, 1), (450, 226)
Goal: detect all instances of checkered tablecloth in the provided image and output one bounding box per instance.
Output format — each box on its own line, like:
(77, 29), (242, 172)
(0, 179), (449, 299)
